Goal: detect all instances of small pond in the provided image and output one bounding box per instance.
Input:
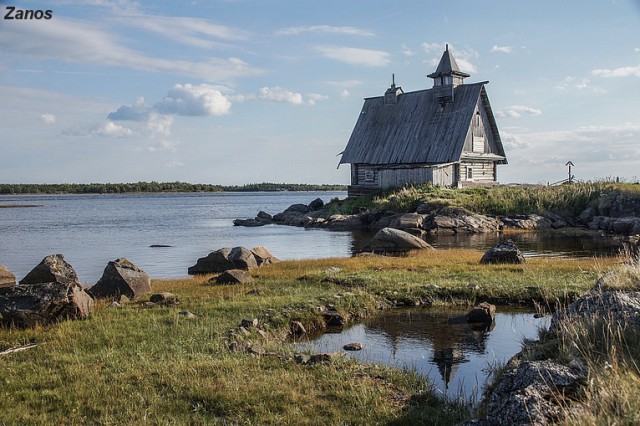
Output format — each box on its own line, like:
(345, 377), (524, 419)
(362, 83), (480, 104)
(295, 307), (549, 403)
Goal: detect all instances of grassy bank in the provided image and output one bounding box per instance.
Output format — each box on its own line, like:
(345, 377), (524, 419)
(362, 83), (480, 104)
(0, 251), (629, 424)
(327, 181), (640, 218)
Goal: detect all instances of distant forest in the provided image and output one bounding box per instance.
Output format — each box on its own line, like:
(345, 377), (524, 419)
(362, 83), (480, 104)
(0, 182), (347, 195)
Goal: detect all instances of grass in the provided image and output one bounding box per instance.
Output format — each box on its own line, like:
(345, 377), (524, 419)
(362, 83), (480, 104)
(326, 181), (640, 218)
(0, 250), (626, 424)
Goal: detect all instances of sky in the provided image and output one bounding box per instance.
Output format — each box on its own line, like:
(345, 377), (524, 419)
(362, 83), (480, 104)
(1, 0), (640, 185)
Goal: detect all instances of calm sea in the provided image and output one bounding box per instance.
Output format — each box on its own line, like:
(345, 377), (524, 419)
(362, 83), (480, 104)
(0, 191), (621, 284)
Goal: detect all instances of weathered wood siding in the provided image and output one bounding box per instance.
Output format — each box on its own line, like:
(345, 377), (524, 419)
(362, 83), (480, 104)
(459, 161), (495, 182)
(352, 164), (456, 187)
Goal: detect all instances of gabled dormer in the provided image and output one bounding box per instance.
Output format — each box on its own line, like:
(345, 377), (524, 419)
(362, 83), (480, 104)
(428, 45), (469, 105)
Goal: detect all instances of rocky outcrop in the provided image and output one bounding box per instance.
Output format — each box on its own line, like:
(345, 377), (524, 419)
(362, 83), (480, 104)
(89, 258), (151, 301)
(425, 207), (502, 234)
(19, 254), (80, 286)
(188, 247), (257, 274)
(1, 256), (93, 327)
(550, 291), (640, 332)
(480, 240), (526, 264)
(0, 265), (16, 288)
(370, 227), (434, 252)
(501, 214), (552, 230)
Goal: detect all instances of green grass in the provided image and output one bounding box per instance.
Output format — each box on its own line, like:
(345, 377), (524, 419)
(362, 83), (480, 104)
(327, 181), (640, 217)
(0, 251), (626, 424)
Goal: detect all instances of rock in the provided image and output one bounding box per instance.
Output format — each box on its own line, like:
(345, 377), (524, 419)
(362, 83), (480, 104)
(141, 301), (155, 308)
(325, 214), (363, 230)
(256, 211), (273, 221)
(482, 359), (587, 425)
(149, 292), (179, 305)
(108, 301), (120, 308)
(233, 218), (269, 227)
(149, 244), (173, 248)
(213, 269), (254, 284)
(188, 246), (258, 274)
(480, 240), (526, 264)
(179, 311), (196, 319)
(389, 213), (428, 230)
(415, 201), (447, 215)
(290, 320), (307, 335)
(501, 214), (553, 230)
(248, 343), (265, 356)
(370, 227), (434, 252)
(324, 267), (341, 274)
(250, 246), (280, 266)
(241, 318), (258, 328)
(550, 291), (640, 332)
(308, 352), (343, 365)
(284, 203), (312, 215)
(0, 281), (94, 328)
(294, 354), (311, 364)
(425, 207), (501, 234)
(0, 265), (16, 288)
(465, 302), (496, 324)
(343, 342), (363, 351)
(19, 254), (80, 286)
(308, 198), (324, 211)
(89, 258), (151, 301)
(323, 310), (346, 327)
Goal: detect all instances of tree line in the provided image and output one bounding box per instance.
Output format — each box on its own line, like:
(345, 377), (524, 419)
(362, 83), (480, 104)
(0, 182), (346, 195)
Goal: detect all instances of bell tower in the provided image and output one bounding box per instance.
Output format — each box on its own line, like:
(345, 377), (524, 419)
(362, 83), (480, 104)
(428, 45), (469, 105)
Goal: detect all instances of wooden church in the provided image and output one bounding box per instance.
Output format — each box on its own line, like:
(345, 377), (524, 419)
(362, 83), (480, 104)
(339, 46), (507, 197)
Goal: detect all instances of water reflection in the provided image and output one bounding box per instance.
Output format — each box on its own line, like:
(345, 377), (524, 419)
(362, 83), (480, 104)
(349, 229), (621, 258)
(296, 307), (549, 402)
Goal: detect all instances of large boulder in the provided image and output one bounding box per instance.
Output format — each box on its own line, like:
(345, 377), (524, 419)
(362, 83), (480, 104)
(0, 265), (16, 288)
(480, 240), (526, 264)
(188, 247), (258, 275)
(465, 302), (496, 324)
(0, 281), (94, 327)
(212, 269), (254, 284)
(19, 254), (80, 286)
(308, 198), (324, 211)
(550, 291), (640, 332)
(501, 214), (552, 230)
(389, 213), (428, 230)
(250, 246), (280, 266)
(424, 207), (501, 234)
(370, 227), (434, 252)
(89, 258), (151, 301)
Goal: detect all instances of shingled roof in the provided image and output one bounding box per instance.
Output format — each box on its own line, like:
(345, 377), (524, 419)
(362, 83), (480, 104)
(339, 82), (506, 166)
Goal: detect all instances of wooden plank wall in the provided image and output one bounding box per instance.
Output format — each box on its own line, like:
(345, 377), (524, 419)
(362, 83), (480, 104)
(353, 164), (457, 187)
(459, 161), (495, 181)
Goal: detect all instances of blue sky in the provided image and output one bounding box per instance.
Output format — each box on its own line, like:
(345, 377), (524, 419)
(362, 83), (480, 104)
(1, 0), (639, 185)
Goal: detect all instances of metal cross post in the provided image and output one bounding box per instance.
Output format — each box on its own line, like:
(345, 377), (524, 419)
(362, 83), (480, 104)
(565, 161), (574, 184)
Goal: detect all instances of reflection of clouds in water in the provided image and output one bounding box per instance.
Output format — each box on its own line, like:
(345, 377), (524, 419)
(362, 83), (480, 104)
(296, 308), (549, 403)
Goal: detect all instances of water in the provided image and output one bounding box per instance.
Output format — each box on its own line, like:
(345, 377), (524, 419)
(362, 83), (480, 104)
(295, 307), (549, 403)
(0, 192), (621, 283)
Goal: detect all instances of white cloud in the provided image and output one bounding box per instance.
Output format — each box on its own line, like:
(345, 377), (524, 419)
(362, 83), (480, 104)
(496, 105), (542, 118)
(491, 45), (512, 54)
(164, 159), (184, 168)
(592, 65), (640, 78)
(340, 89), (350, 100)
(91, 121), (134, 137)
(0, 15), (263, 82)
(316, 46), (391, 67)
(554, 76), (606, 93)
(276, 25), (374, 36)
(40, 113), (56, 124)
(147, 140), (178, 152)
(156, 84), (232, 116)
(401, 44), (414, 57)
(147, 113), (174, 137)
(635, 48), (640, 53)
(421, 42), (442, 52)
(257, 87), (303, 105)
(307, 93), (329, 106)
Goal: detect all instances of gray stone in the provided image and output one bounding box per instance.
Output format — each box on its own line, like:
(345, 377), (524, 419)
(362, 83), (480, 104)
(0, 281), (94, 327)
(188, 246), (258, 274)
(0, 265), (16, 288)
(370, 227), (434, 252)
(480, 240), (526, 264)
(149, 292), (179, 305)
(90, 258), (151, 301)
(389, 213), (428, 230)
(178, 311), (196, 319)
(323, 310), (346, 327)
(308, 198), (324, 211)
(425, 207), (501, 234)
(550, 291), (640, 332)
(343, 342), (363, 351)
(256, 211), (273, 221)
(19, 254), (80, 286)
(241, 318), (258, 328)
(501, 214), (553, 230)
(465, 302), (496, 324)
(213, 269), (254, 284)
(250, 246), (279, 266)
(233, 218), (269, 227)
